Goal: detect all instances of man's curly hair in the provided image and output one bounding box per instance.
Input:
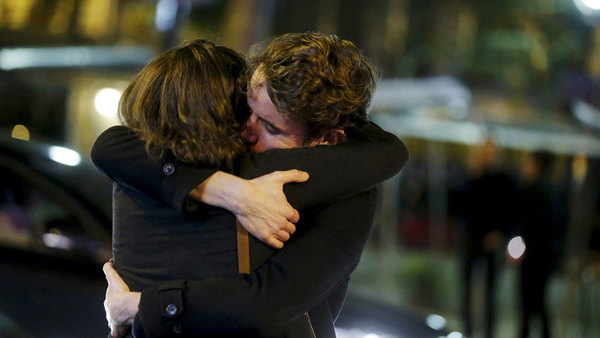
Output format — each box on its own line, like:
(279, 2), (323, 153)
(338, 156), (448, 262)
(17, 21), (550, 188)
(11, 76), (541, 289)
(119, 39), (249, 169)
(248, 32), (379, 142)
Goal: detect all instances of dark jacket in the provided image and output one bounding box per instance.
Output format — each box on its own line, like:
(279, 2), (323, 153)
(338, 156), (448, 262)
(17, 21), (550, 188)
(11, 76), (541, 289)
(91, 123), (409, 337)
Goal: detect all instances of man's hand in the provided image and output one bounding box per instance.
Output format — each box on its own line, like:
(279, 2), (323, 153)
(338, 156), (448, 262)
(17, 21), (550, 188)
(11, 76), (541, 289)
(103, 262), (141, 338)
(189, 170), (309, 249)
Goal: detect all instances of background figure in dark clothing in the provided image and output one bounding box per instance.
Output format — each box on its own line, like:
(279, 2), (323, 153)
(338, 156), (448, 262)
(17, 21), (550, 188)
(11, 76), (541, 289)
(459, 140), (518, 338)
(517, 151), (558, 338)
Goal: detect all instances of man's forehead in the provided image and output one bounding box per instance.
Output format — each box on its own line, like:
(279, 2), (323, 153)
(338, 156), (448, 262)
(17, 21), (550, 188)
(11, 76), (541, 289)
(249, 86), (282, 121)
(248, 66), (266, 97)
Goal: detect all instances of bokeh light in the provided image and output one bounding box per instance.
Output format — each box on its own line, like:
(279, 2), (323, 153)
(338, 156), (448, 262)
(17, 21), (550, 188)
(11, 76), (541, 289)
(48, 146), (81, 166)
(94, 87), (121, 117)
(11, 124), (30, 141)
(426, 314), (447, 331)
(581, 0), (600, 10)
(507, 236), (526, 261)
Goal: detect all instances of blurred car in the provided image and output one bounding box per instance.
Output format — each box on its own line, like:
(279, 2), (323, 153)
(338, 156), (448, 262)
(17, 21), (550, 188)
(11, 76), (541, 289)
(0, 131), (450, 337)
(0, 132), (112, 264)
(335, 293), (451, 338)
(0, 131), (113, 337)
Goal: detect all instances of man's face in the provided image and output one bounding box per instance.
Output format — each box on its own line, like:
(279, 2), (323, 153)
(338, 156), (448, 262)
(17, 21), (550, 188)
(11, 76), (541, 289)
(241, 85), (311, 153)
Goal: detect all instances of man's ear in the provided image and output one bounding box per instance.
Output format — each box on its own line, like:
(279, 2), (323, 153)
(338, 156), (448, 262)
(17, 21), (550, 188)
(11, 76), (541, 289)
(317, 129), (345, 146)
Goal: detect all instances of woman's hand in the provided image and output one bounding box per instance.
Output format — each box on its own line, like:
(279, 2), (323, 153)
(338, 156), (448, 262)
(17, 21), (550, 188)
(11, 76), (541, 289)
(240, 170), (309, 248)
(103, 262), (141, 338)
(189, 170), (309, 248)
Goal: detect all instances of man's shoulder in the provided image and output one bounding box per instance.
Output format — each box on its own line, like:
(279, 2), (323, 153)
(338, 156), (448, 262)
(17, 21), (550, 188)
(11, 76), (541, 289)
(300, 188), (378, 224)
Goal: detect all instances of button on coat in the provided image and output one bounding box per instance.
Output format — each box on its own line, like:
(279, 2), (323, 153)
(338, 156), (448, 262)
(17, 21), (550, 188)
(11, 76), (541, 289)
(163, 163), (175, 175)
(166, 303), (178, 317)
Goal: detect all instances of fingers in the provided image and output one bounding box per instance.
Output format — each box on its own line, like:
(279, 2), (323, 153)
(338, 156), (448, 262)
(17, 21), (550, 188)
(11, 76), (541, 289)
(257, 227), (286, 249)
(274, 230), (290, 242)
(275, 170), (309, 184)
(287, 207), (300, 223)
(265, 221), (296, 248)
(266, 219), (295, 239)
(103, 262), (129, 291)
(282, 221), (296, 235)
(103, 262), (115, 285)
(265, 237), (284, 249)
(111, 325), (126, 338)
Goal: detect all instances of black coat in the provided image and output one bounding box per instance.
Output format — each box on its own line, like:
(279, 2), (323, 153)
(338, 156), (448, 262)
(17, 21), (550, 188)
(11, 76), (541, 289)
(91, 123), (408, 337)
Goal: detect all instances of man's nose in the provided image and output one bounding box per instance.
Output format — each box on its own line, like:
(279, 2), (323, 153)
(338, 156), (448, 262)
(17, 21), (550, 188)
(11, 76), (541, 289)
(241, 115), (257, 144)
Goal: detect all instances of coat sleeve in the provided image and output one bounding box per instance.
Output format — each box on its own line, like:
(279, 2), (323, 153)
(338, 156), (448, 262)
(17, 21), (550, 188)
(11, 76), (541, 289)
(91, 123), (408, 212)
(135, 189), (379, 337)
(241, 122), (408, 209)
(90, 126), (218, 213)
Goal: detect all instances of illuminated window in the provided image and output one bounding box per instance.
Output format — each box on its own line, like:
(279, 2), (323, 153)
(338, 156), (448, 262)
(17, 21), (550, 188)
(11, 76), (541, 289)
(1, 0), (36, 30)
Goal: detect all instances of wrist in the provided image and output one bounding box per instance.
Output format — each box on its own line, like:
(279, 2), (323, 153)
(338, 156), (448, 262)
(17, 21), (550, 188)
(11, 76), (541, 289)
(189, 171), (251, 214)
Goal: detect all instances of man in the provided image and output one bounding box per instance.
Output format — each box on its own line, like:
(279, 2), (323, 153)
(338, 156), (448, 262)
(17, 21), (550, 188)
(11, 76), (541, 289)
(95, 33), (408, 337)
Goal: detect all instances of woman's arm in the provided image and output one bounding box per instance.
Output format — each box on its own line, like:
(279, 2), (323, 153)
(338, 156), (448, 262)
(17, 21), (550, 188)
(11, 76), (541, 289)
(90, 126), (218, 214)
(91, 124), (408, 246)
(91, 126), (304, 248)
(92, 123), (408, 213)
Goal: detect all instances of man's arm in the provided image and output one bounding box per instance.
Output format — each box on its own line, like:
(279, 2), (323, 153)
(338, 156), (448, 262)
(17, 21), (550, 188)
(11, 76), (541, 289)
(103, 190), (379, 336)
(241, 122), (408, 209)
(91, 124), (407, 246)
(132, 190), (378, 336)
(92, 124), (407, 212)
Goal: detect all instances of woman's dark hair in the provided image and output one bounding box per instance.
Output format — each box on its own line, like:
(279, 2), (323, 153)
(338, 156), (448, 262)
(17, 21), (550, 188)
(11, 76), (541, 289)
(119, 39), (249, 168)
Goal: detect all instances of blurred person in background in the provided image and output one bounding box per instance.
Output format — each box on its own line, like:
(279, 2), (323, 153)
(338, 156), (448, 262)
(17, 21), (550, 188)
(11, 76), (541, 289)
(93, 33), (409, 337)
(516, 151), (557, 338)
(457, 139), (519, 338)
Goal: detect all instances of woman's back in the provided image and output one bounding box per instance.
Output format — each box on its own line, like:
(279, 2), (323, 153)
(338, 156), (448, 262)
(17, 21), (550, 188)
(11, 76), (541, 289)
(112, 182), (238, 291)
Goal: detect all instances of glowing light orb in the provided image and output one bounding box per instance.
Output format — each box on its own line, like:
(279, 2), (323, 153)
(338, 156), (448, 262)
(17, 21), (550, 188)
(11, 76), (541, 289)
(48, 146), (81, 166)
(11, 124), (30, 141)
(507, 236), (526, 260)
(581, 0), (600, 10)
(94, 88), (121, 117)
